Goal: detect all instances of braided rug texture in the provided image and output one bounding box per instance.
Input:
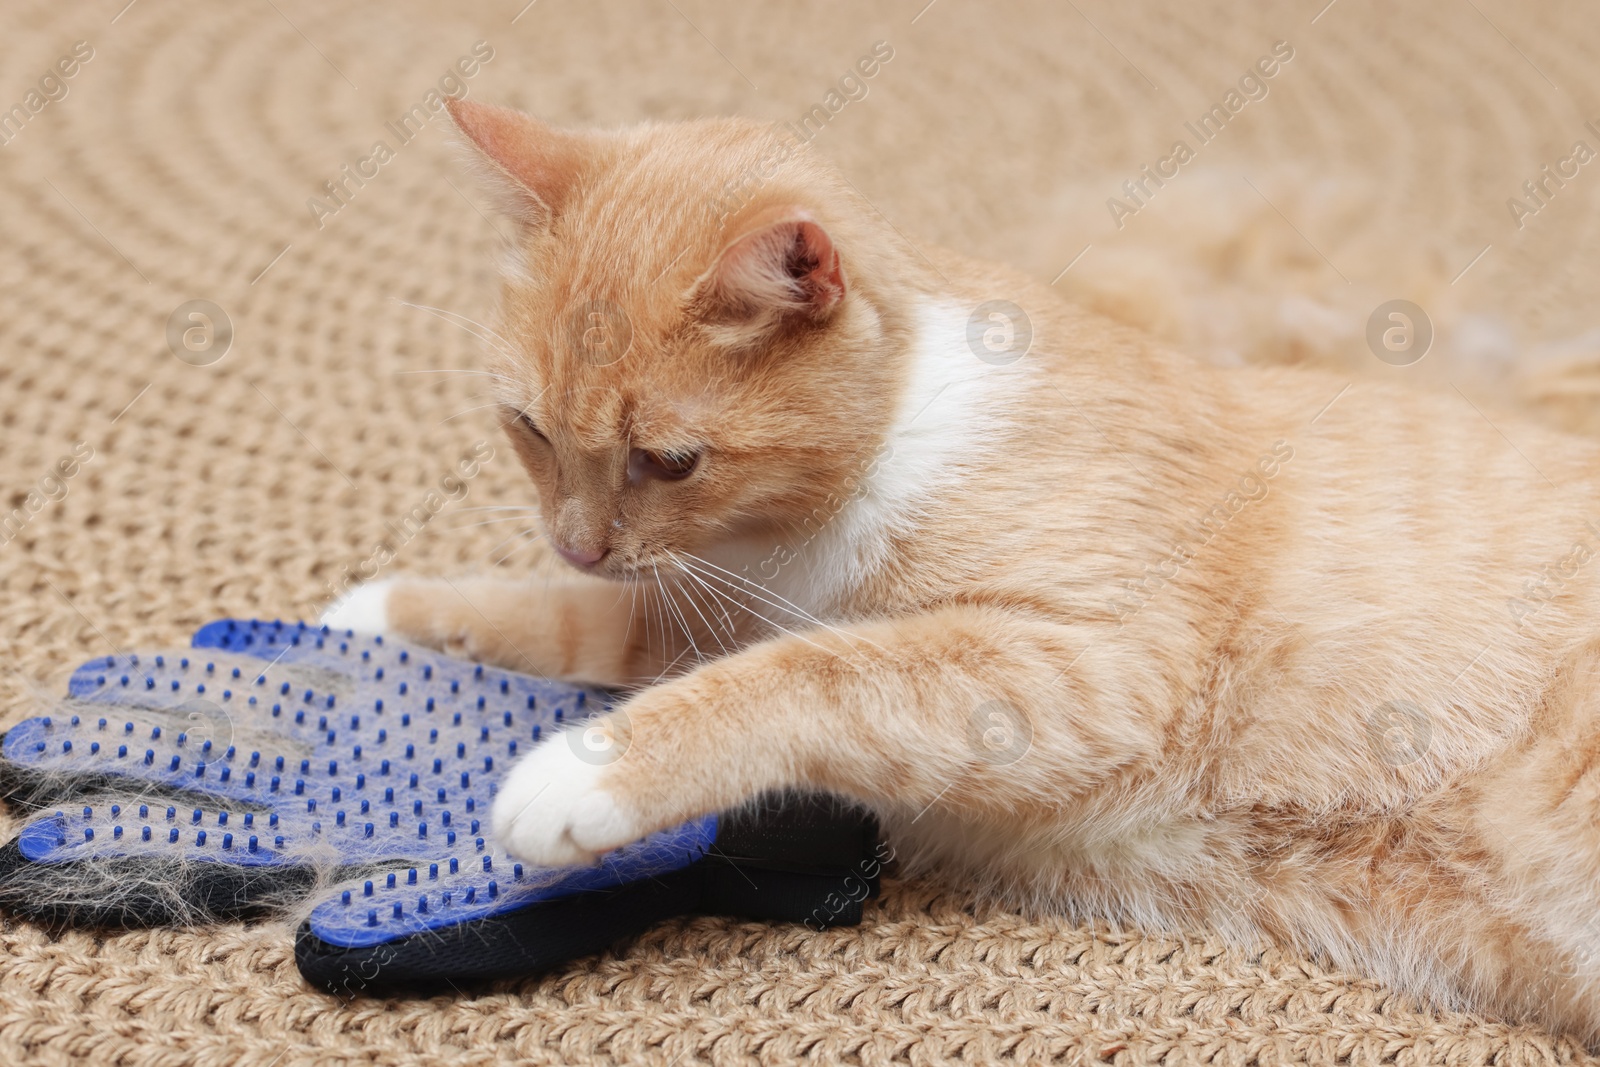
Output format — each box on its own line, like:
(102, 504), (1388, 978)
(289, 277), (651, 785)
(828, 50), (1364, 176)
(2, 0), (1598, 1063)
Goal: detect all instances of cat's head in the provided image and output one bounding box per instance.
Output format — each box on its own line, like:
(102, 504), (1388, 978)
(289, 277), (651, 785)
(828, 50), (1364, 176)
(447, 100), (916, 581)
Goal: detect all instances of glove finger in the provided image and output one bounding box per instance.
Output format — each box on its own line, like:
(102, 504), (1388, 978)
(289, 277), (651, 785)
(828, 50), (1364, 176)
(6, 637), (378, 805)
(0, 784), (719, 931)
(0, 787), (316, 925)
(300, 816), (718, 952)
(2, 682), (317, 808)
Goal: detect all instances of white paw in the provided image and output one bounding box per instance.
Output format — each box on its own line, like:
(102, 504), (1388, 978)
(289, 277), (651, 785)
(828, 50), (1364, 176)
(320, 580), (395, 635)
(491, 728), (642, 867)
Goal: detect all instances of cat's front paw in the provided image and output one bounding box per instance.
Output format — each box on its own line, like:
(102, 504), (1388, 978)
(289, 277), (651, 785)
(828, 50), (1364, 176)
(491, 726), (644, 866)
(320, 579), (396, 634)
(321, 578), (481, 662)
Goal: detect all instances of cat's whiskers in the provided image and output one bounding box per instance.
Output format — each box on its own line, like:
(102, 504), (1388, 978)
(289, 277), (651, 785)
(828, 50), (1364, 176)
(654, 643), (698, 684)
(675, 550), (886, 654)
(393, 299), (519, 361)
(662, 552), (756, 627)
(447, 513), (546, 531)
(644, 579), (660, 674)
(654, 562), (708, 668)
(619, 579), (639, 677)
(657, 567), (691, 662)
(485, 523), (537, 555)
(509, 382), (554, 412)
(669, 555), (799, 636)
(490, 541), (545, 568)
(639, 576), (660, 677)
(687, 579), (844, 665)
(395, 368), (520, 390)
(644, 581), (694, 685)
(488, 526), (547, 565)
(666, 557), (845, 663)
(662, 551), (743, 642)
(441, 396), (512, 424)
(662, 557), (739, 655)
(670, 567), (734, 659)
(656, 588), (700, 681)
(674, 550), (827, 625)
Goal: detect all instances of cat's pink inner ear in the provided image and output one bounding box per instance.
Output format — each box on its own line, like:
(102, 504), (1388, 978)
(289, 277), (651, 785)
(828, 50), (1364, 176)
(445, 98), (589, 223)
(699, 208), (846, 324)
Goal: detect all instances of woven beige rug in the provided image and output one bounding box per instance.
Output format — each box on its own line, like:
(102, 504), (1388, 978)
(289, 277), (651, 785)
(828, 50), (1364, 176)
(3, 1), (1599, 1063)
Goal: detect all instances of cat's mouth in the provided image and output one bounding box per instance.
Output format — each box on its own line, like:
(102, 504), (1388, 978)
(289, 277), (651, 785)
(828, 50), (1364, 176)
(561, 546), (720, 591)
(552, 542), (607, 570)
(549, 545), (665, 584)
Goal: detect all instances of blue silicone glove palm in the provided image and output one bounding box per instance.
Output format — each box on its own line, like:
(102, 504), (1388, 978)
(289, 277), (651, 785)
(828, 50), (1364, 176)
(0, 619), (881, 993)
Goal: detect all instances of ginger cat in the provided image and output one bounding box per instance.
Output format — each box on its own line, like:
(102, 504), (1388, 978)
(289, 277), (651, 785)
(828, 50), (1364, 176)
(324, 98), (1600, 1041)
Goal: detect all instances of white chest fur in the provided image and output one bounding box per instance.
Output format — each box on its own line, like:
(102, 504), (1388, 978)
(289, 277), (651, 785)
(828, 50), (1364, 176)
(709, 297), (1030, 627)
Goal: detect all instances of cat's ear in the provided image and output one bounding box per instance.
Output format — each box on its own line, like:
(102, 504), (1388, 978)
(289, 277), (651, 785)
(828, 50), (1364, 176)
(444, 98), (592, 230)
(689, 206), (846, 348)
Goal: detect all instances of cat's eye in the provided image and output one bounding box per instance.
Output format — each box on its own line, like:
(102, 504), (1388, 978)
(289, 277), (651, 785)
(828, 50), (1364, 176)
(628, 446), (700, 482)
(513, 410), (547, 442)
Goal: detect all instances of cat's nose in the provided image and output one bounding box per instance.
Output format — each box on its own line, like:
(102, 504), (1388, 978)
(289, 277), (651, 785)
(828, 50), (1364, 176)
(554, 542), (607, 568)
